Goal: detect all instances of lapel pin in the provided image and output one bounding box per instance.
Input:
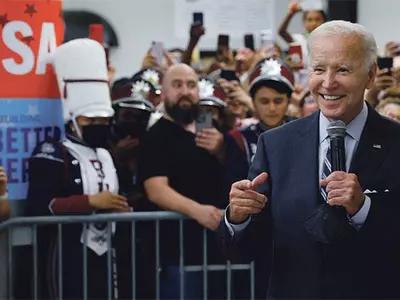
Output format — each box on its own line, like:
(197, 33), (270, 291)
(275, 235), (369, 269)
(373, 144), (381, 149)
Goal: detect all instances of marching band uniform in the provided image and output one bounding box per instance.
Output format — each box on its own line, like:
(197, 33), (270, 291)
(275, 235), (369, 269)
(26, 38), (121, 300)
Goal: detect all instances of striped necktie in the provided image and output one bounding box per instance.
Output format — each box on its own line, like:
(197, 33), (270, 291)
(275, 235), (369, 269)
(320, 146), (332, 202)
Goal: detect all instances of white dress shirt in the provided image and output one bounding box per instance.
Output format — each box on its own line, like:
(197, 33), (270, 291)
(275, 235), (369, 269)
(226, 102), (371, 236)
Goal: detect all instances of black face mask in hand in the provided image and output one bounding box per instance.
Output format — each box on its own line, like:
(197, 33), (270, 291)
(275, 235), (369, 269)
(302, 204), (357, 244)
(82, 124), (111, 148)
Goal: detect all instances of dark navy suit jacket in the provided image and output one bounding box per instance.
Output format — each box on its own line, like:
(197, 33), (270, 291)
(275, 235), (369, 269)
(218, 105), (400, 299)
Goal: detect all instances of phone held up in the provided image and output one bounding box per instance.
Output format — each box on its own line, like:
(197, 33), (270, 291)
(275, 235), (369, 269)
(244, 34), (255, 51)
(151, 41), (164, 66)
(196, 110), (213, 133)
(193, 12), (203, 25)
(220, 69), (238, 82)
(377, 57), (393, 76)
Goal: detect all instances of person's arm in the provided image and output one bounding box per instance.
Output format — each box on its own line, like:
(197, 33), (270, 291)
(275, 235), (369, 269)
(144, 176), (199, 215)
(278, 2), (301, 44)
(195, 128), (226, 164)
(227, 81), (255, 113)
(218, 203), (271, 263)
(144, 176), (222, 230)
(217, 136), (272, 263)
(26, 142), (94, 216)
(181, 23), (205, 65)
(365, 69), (396, 106)
(223, 205), (251, 236)
(28, 158), (94, 216)
(349, 195), (371, 230)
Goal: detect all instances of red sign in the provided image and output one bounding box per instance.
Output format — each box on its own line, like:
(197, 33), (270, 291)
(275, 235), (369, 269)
(0, 0), (64, 98)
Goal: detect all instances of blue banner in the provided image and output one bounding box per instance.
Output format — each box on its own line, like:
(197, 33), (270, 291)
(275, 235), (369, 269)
(0, 99), (64, 200)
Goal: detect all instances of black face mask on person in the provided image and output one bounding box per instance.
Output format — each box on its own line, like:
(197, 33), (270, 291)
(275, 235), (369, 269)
(81, 124), (111, 148)
(114, 113), (150, 140)
(165, 97), (199, 126)
(115, 122), (148, 139)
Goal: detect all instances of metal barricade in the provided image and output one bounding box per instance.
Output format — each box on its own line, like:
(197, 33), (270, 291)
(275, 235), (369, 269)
(0, 211), (255, 300)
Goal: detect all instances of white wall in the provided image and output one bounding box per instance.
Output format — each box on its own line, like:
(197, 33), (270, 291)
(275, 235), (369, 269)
(63, 0), (400, 78)
(63, 0), (312, 79)
(358, 0), (400, 54)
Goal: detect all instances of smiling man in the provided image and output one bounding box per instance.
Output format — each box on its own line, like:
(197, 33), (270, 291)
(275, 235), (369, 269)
(218, 21), (400, 299)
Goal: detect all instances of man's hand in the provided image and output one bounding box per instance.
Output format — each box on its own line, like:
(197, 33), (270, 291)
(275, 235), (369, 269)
(321, 171), (365, 216)
(161, 49), (176, 72)
(89, 191), (130, 212)
(195, 128), (224, 155)
(384, 41), (400, 58)
(190, 22), (205, 40)
(374, 69), (397, 91)
(192, 204), (222, 231)
(227, 81), (254, 111)
(229, 173), (268, 224)
(0, 167), (7, 196)
(288, 0), (301, 15)
(365, 68), (397, 105)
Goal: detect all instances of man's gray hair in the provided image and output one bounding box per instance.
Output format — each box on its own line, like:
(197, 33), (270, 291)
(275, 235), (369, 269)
(307, 20), (377, 70)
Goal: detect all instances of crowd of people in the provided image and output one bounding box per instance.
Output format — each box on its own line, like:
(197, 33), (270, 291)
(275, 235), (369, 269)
(3, 1), (400, 299)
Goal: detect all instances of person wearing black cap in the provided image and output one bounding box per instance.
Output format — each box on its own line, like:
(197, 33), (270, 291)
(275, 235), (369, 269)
(109, 78), (155, 204)
(198, 77), (244, 205)
(108, 78), (156, 299)
(231, 58), (297, 165)
(131, 68), (163, 108)
(198, 77), (237, 133)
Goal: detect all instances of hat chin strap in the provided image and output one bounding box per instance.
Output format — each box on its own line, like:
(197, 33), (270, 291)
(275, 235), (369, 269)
(71, 116), (83, 140)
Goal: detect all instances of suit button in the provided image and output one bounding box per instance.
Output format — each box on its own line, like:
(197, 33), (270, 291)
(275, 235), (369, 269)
(74, 178), (82, 184)
(72, 160), (78, 165)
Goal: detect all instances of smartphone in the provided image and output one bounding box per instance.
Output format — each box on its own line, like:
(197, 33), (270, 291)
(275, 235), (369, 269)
(218, 34), (230, 48)
(260, 29), (274, 48)
(196, 111), (213, 132)
(220, 69), (238, 82)
(377, 57), (393, 73)
(193, 12), (203, 25)
(288, 42), (303, 69)
(151, 41), (164, 66)
(244, 34), (255, 51)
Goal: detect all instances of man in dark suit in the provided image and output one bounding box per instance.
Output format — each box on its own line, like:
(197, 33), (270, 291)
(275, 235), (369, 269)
(218, 20), (400, 299)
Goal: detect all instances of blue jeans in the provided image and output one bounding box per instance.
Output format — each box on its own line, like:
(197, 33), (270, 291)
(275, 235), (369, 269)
(160, 265), (203, 299)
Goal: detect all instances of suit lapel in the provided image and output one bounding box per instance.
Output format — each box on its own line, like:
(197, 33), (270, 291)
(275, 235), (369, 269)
(349, 106), (388, 189)
(292, 112), (321, 216)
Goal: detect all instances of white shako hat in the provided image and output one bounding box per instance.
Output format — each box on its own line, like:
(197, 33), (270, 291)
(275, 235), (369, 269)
(52, 38), (114, 123)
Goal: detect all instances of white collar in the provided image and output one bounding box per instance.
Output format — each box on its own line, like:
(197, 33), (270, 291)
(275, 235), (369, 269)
(319, 101), (368, 144)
